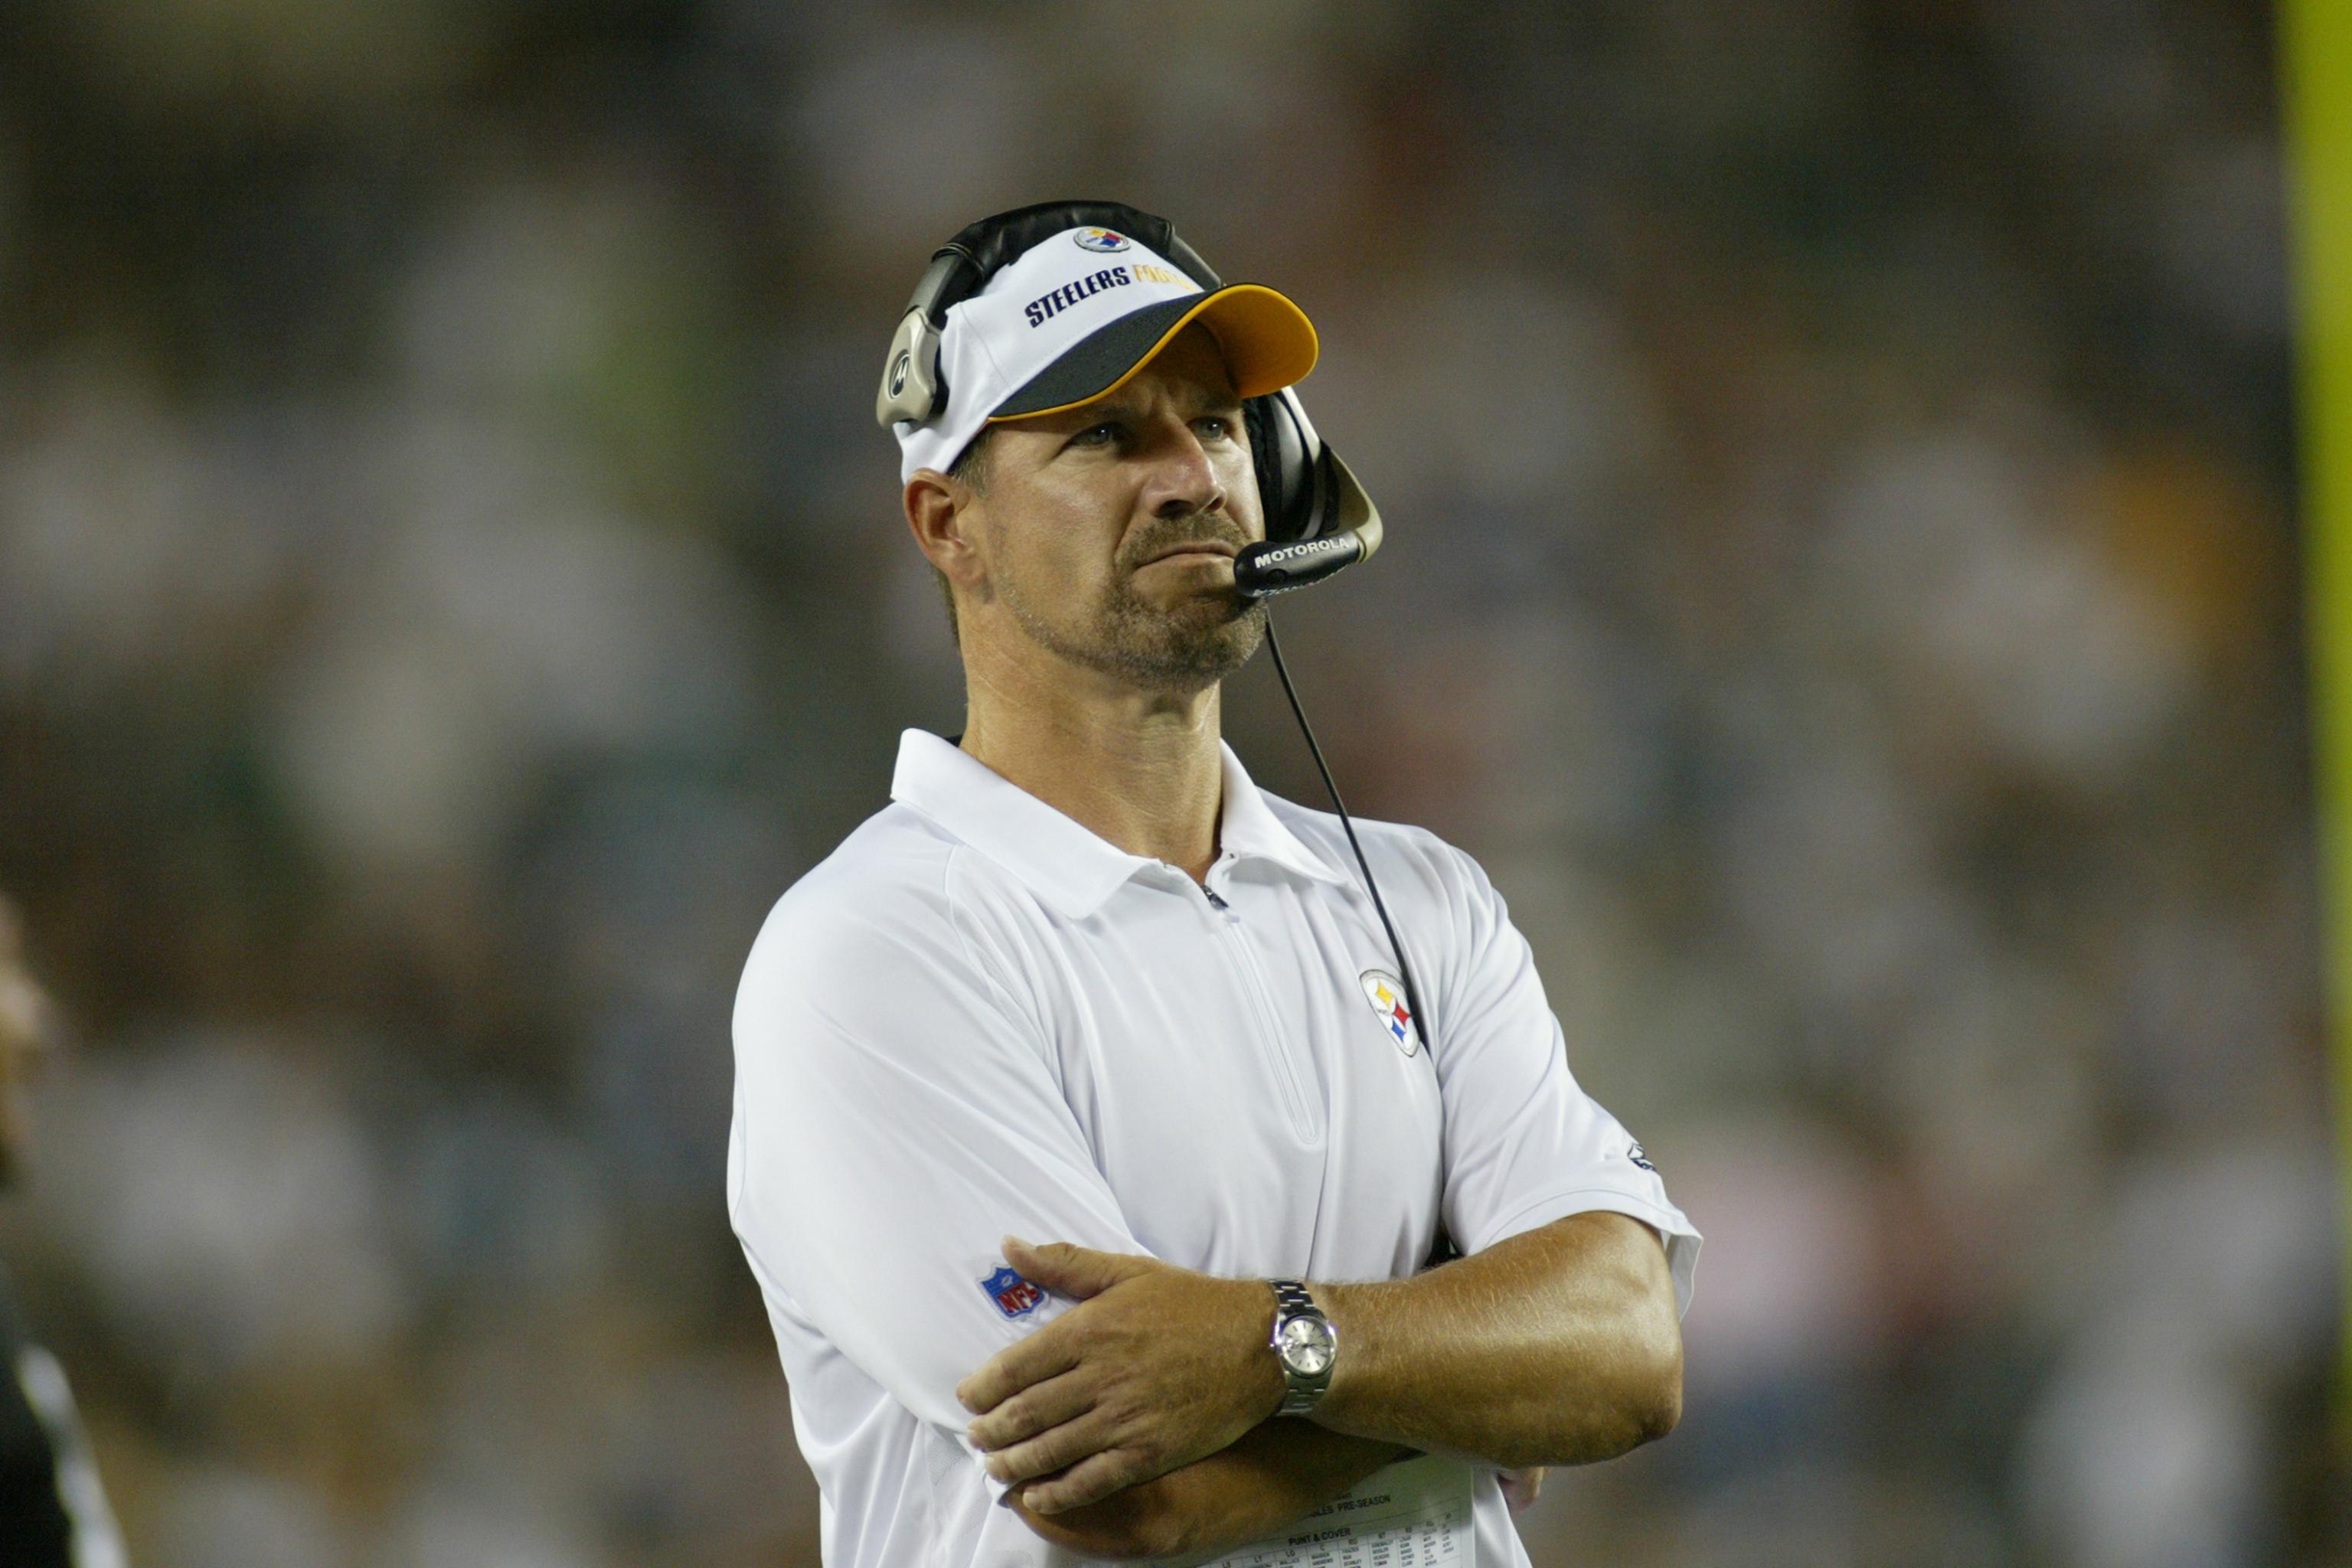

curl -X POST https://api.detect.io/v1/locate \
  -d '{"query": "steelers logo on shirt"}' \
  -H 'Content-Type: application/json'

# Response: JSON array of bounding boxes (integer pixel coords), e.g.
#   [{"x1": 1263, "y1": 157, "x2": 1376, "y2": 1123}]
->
[{"x1": 1359, "y1": 969, "x2": 1417, "y2": 1057}]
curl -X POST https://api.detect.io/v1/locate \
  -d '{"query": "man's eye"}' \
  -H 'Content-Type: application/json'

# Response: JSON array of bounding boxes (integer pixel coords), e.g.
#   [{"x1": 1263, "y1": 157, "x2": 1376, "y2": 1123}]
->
[
  {"x1": 1073, "y1": 423, "x2": 1121, "y2": 447},
  {"x1": 1197, "y1": 415, "x2": 1234, "y2": 439}
]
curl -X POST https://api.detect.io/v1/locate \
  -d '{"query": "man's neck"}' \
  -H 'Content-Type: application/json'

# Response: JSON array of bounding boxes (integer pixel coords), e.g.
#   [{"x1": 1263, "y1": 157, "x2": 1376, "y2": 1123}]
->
[{"x1": 957, "y1": 653, "x2": 1226, "y2": 886}]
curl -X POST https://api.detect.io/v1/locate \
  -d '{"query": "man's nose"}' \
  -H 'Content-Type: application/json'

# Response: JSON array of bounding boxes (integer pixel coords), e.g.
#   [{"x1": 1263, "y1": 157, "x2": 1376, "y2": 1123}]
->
[{"x1": 1140, "y1": 418, "x2": 1225, "y2": 519}]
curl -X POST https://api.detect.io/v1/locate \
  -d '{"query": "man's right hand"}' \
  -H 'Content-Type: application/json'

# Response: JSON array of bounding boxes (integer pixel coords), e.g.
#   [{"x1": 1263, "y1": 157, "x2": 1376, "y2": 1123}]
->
[{"x1": 1006, "y1": 1419, "x2": 1410, "y2": 1560}]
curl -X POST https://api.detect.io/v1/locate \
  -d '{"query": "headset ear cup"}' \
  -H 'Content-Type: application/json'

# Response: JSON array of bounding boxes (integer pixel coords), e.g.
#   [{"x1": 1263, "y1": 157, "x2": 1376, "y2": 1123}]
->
[
  {"x1": 1244, "y1": 397, "x2": 1283, "y2": 537},
  {"x1": 1246, "y1": 394, "x2": 1316, "y2": 543}
]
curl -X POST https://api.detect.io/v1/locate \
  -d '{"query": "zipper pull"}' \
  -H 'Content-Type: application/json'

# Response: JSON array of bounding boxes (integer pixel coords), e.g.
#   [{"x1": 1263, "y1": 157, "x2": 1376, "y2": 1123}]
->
[{"x1": 1203, "y1": 887, "x2": 1230, "y2": 913}]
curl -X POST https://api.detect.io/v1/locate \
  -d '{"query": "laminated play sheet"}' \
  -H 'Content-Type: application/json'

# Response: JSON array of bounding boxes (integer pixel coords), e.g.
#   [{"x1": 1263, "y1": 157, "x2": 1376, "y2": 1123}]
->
[{"x1": 1186, "y1": 1452, "x2": 1475, "y2": 1567}]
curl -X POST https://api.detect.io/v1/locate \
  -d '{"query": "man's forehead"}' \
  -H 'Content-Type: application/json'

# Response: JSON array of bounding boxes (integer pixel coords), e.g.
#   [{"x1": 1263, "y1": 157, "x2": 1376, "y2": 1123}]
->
[{"x1": 1084, "y1": 379, "x2": 1243, "y2": 420}]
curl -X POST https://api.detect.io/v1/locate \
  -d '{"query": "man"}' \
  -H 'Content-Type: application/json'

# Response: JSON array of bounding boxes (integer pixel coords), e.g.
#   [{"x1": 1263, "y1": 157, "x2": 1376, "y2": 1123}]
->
[
  {"x1": 0, "y1": 897, "x2": 127, "y2": 1568},
  {"x1": 730, "y1": 207, "x2": 1700, "y2": 1564}
]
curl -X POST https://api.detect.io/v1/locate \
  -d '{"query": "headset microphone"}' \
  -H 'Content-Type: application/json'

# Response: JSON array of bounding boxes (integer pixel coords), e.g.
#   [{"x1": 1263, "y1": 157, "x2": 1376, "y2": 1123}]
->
[{"x1": 1233, "y1": 514, "x2": 1385, "y2": 599}]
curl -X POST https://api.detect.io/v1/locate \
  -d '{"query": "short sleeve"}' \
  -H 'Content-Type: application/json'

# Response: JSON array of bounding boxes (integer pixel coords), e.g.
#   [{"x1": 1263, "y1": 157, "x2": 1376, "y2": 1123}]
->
[
  {"x1": 1423, "y1": 841, "x2": 1700, "y2": 1313},
  {"x1": 727, "y1": 867, "x2": 1148, "y2": 1499}
]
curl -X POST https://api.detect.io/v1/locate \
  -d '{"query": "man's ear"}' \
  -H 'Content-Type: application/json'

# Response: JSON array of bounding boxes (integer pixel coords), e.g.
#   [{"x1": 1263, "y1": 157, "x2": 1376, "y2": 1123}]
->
[{"x1": 904, "y1": 469, "x2": 986, "y2": 590}]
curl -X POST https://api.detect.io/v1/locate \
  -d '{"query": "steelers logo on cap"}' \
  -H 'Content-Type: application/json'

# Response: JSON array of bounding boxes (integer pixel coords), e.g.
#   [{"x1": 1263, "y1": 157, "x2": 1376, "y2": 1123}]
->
[{"x1": 1072, "y1": 227, "x2": 1131, "y2": 253}]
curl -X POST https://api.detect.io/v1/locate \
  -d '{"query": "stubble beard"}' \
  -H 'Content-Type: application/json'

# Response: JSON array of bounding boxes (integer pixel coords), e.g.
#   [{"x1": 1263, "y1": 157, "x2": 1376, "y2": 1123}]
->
[{"x1": 1000, "y1": 561, "x2": 1269, "y2": 692}]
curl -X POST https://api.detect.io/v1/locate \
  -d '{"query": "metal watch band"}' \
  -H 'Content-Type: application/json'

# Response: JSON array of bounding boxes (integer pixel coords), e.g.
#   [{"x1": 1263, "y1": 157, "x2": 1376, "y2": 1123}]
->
[{"x1": 1266, "y1": 1279, "x2": 1334, "y2": 1417}]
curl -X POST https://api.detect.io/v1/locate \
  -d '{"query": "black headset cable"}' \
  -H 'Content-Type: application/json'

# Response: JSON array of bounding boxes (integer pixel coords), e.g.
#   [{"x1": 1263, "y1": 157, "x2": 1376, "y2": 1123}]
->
[{"x1": 1261, "y1": 612, "x2": 1431, "y2": 1052}]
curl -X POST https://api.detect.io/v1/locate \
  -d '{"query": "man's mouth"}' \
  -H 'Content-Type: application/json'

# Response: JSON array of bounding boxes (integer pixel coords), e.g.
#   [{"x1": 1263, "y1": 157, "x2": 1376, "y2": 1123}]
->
[{"x1": 1141, "y1": 541, "x2": 1240, "y2": 567}]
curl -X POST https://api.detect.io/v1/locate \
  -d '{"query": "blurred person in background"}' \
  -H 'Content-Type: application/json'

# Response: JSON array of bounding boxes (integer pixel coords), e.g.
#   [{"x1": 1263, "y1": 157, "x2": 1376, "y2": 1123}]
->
[
  {"x1": 728, "y1": 204, "x2": 1699, "y2": 1565},
  {"x1": 0, "y1": 897, "x2": 126, "y2": 1568}
]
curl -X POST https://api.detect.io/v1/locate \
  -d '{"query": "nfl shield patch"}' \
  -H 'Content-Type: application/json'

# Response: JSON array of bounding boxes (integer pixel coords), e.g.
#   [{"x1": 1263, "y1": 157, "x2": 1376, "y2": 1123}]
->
[
  {"x1": 981, "y1": 1266, "x2": 1044, "y2": 1319},
  {"x1": 1359, "y1": 969, "x2": 1418, "y2": 1057}
]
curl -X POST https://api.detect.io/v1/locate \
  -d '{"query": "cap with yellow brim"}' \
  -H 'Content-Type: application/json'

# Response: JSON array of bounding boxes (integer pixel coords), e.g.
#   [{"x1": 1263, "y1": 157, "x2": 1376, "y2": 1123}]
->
[
  {"x1": 887, "y1": 224, "x2": 1321, "y2": 485},
  {"x1": 988, "y1": 283, "x2": 1318, "y2": 422}
]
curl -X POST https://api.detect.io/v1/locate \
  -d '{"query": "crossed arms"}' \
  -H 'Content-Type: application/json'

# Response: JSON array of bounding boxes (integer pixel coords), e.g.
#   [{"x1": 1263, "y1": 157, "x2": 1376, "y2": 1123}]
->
[{"x1": 960, "y1": 1210, "x2": 1684, "y2": 1560}]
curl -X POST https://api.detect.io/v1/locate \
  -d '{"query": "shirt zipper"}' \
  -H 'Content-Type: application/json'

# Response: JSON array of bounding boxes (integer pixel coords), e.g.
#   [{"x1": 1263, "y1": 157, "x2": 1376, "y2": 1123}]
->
[{"x1": 1198, "y1": 880, "x2": 1318, "y2": 1142}]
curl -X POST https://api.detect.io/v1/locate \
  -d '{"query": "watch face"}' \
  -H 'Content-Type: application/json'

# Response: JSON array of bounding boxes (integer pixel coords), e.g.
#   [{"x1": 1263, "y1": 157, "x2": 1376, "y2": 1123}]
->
[{"x1": 1279, "y1": 1315, "x2": 1335, "y2": 1377}]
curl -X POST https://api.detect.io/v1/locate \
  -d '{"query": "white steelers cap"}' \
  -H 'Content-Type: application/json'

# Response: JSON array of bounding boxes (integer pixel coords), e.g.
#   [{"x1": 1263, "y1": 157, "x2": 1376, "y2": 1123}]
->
[{"x1": 890, "y1": 224, "x2": 1321, "y2": 485}]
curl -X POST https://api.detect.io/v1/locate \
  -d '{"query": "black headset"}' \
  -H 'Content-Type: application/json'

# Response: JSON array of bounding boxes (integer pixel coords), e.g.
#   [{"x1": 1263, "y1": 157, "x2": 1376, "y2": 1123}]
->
[{"x1": 874, "y1": 200, "x2": 1381, "y2": 583}]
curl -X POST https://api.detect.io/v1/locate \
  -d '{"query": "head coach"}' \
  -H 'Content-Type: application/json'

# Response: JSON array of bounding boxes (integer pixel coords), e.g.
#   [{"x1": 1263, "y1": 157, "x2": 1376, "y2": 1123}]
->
[{"x1": 727, "y1": 201, "x2": 1700, "y2": 1565}]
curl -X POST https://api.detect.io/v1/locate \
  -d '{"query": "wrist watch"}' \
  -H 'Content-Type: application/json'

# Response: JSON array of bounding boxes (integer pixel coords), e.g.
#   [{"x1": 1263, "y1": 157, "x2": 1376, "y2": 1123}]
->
[{"x1": 1266, "y1": 1279, "x2": 1337, "y2": 1416}]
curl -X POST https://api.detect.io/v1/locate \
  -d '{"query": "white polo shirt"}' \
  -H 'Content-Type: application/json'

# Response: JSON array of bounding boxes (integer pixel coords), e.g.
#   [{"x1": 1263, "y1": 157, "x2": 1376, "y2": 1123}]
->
[{"x1": 729, "y1": 729, "x2": 1699, "y2": 1568}]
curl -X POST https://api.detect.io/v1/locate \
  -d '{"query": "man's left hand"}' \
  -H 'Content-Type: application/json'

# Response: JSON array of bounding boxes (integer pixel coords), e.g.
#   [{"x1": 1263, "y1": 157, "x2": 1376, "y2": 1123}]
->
[{"x1": 956, "y1": 1237, "x2": 1285, "y2": 1514}]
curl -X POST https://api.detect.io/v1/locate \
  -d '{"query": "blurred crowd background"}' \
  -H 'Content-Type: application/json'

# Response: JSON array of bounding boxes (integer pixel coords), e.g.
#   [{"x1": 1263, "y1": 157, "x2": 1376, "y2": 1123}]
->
[{"x1": 0, "y1": 0, "x2": 2339, "y2": 1563}]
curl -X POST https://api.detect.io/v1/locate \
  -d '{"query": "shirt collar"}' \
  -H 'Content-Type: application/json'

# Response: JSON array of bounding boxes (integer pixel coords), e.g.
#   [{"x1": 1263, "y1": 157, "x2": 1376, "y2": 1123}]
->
[{"x1": 888, "y1": 729, "x2": 1348, "y2": 920}]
